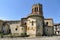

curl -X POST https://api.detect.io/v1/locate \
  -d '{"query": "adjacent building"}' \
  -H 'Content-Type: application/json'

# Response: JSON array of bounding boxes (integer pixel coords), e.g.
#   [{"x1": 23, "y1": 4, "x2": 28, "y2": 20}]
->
[{"x1": 54, "y1": 23, "x2": 60, "y2": 35}]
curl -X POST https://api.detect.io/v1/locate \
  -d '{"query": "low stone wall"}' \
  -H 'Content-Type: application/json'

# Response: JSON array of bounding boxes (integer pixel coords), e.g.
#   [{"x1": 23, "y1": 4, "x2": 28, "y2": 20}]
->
[{"x1": 0, "y1": 36, "x2": 60, "y2": 40}]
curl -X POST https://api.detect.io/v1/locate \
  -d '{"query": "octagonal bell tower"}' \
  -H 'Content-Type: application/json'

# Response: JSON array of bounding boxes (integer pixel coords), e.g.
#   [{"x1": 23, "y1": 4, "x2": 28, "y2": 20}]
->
[
  {"x1": 27, "y1": 3, "x2": 44, "y2": 37},
  {"x1": 32, "y1": 3, "x2": 43, "y2": 16}
]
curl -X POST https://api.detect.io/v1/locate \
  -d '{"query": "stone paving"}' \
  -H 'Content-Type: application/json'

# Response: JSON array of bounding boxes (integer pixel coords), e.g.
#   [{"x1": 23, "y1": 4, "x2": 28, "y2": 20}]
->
[{"x1": 0, "y1": 36, "x2": 60, "y2": 40}]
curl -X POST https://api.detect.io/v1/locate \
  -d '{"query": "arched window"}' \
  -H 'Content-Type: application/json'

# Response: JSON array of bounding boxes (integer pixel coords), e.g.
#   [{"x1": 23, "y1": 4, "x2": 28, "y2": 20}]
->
[
  {"x1": 15, "y1": 28, "x2": 17, "y2": 31},
  {"x1": 24, "y1": 22, "x2": 26, "y2": 25},
  {"x1": 34, "y1": 7, "x2": 38, "y2": 12},
  {"x1": 46, "y1": 22, "x2": 48, "y2": 26},
  {"x1": 36, "y1": 7, "x2": 38, "y2": 12},
  {"x1": 9, "y1": 29, "x2": 11, "y2": 33},
  {"x1": 35, "y1": 8, "x2": 36, "y2": 12}
]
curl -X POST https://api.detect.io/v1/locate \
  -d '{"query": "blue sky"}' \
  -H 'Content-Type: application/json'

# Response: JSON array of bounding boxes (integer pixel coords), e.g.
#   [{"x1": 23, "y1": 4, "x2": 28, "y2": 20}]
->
[{"x1": 0, "y1": 0, "x2": 60, "y2": 23}]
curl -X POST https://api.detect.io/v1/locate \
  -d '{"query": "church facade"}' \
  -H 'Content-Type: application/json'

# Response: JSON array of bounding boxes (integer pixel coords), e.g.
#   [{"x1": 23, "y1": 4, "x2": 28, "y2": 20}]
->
[{"x1": 0, "y1": 3, "x2": 54, "y2": 37}]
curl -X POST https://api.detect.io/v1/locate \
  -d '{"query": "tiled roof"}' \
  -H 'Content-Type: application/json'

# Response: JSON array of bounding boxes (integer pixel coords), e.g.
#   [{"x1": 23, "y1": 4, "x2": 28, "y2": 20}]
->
[
  {"x1": 32, "y1": 3, "x2": 42, "y2": 7},
  {"x1": 0, "y1": 20, "x2": 4, "y2": 22},
  {"x1": 44, "y1": 18, "x2": 53, "y2": 20},
  {"x1": 54, "y1": 23, "x2": 60, "y2": 26}
]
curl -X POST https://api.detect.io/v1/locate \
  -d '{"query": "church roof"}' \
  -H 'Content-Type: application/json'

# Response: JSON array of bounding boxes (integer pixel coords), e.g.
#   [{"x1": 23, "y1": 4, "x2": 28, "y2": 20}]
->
[
  {"x1": 44, "y1": 18, "x2": 53, "y2": 20},
  {"x1": 32, "y1": 3, "x2": 42, "y2": 7},
  {"x1": 3, "y1": 20, "x2": 21, "y2": 24},
  {"x1": 27, "y1": 13, "x2": 43, "y2": 18},
  {"x1": 0, "y1": 20, "x2": 4, "y2": 22}
]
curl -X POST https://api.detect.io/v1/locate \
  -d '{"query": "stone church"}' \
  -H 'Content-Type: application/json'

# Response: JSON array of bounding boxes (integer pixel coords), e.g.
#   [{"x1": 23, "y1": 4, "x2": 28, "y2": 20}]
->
[{"x1": 0, "y1": 3, "x2": 54, "y2": 37}]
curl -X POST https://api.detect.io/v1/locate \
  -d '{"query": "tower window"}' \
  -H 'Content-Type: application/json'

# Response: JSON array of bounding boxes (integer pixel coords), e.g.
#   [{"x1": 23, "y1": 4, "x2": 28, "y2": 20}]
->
[
  {"x1": 34, "y1": 7, "x2": 38, "y2": 12},
  {"x1": 32, "y1": 9, "x2": 33, "y2": 12},
  {"x1": 36, "y1": 7, "x2": 38, "y2": 12},
  {"x1": 35, "y1": 8, "x2": 36, "y2": 12}
]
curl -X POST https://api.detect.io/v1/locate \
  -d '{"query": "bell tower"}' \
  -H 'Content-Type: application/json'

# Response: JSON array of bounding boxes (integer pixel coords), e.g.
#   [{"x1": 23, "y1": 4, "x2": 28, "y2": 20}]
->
[
  {"x1": 27, "y1": 3, "x2": 44, "y2": 37},
  {"x1": 32, "y1": 4, "x2": 43, "y2": 16}
]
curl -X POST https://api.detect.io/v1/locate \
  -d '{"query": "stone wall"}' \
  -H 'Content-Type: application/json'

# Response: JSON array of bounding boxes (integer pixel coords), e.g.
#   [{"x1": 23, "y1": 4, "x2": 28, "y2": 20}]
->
[
  {"x1": 27, "y1": 17, "x2": 36, "y2": 37},
  {"x1": 44, "y1": 19, "x2": 54, "y2": 36},
  {"x1": 10, "y1": 23, "x2": 25, "y2": 36}
]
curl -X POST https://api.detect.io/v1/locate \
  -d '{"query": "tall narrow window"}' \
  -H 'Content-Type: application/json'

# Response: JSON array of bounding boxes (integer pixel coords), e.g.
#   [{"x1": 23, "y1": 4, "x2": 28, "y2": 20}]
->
[
  {"x1": 35, "y1": 8, "x2": 36, "y2": 12},
  {"x1": 32, "y1": 21, "x2": 34, "y2": 26},
  {"x1": 36, "y1": 7, "x2": 38, "y2": 12},
  {"x1": 24, "y1": 22, "x2": 26, "y2": 25},
  {"x1": 34, "y1": 7, "x2": 38, "y2": 12},
  {"x1": 9, "y1": 29, "x2": 11, "y2": 33},
  {"x1": 46, "y1": 22, "x2": 48, "y2": 26},
  {"x1": 32, "y1": 9, "x2": 33, "y2": 12}
]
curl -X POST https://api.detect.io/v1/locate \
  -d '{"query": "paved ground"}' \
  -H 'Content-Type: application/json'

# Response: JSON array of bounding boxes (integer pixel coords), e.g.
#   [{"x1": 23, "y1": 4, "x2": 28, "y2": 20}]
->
[{"x1": 0, "y1": 36, "x2": 60, "y2": 40}]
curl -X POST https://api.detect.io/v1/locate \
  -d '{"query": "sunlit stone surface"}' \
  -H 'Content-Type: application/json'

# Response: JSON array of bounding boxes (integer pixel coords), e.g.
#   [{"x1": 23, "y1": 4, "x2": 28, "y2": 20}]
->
[{"x1": 0, "y1": 36, "x2": 60, "y2": 40}]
